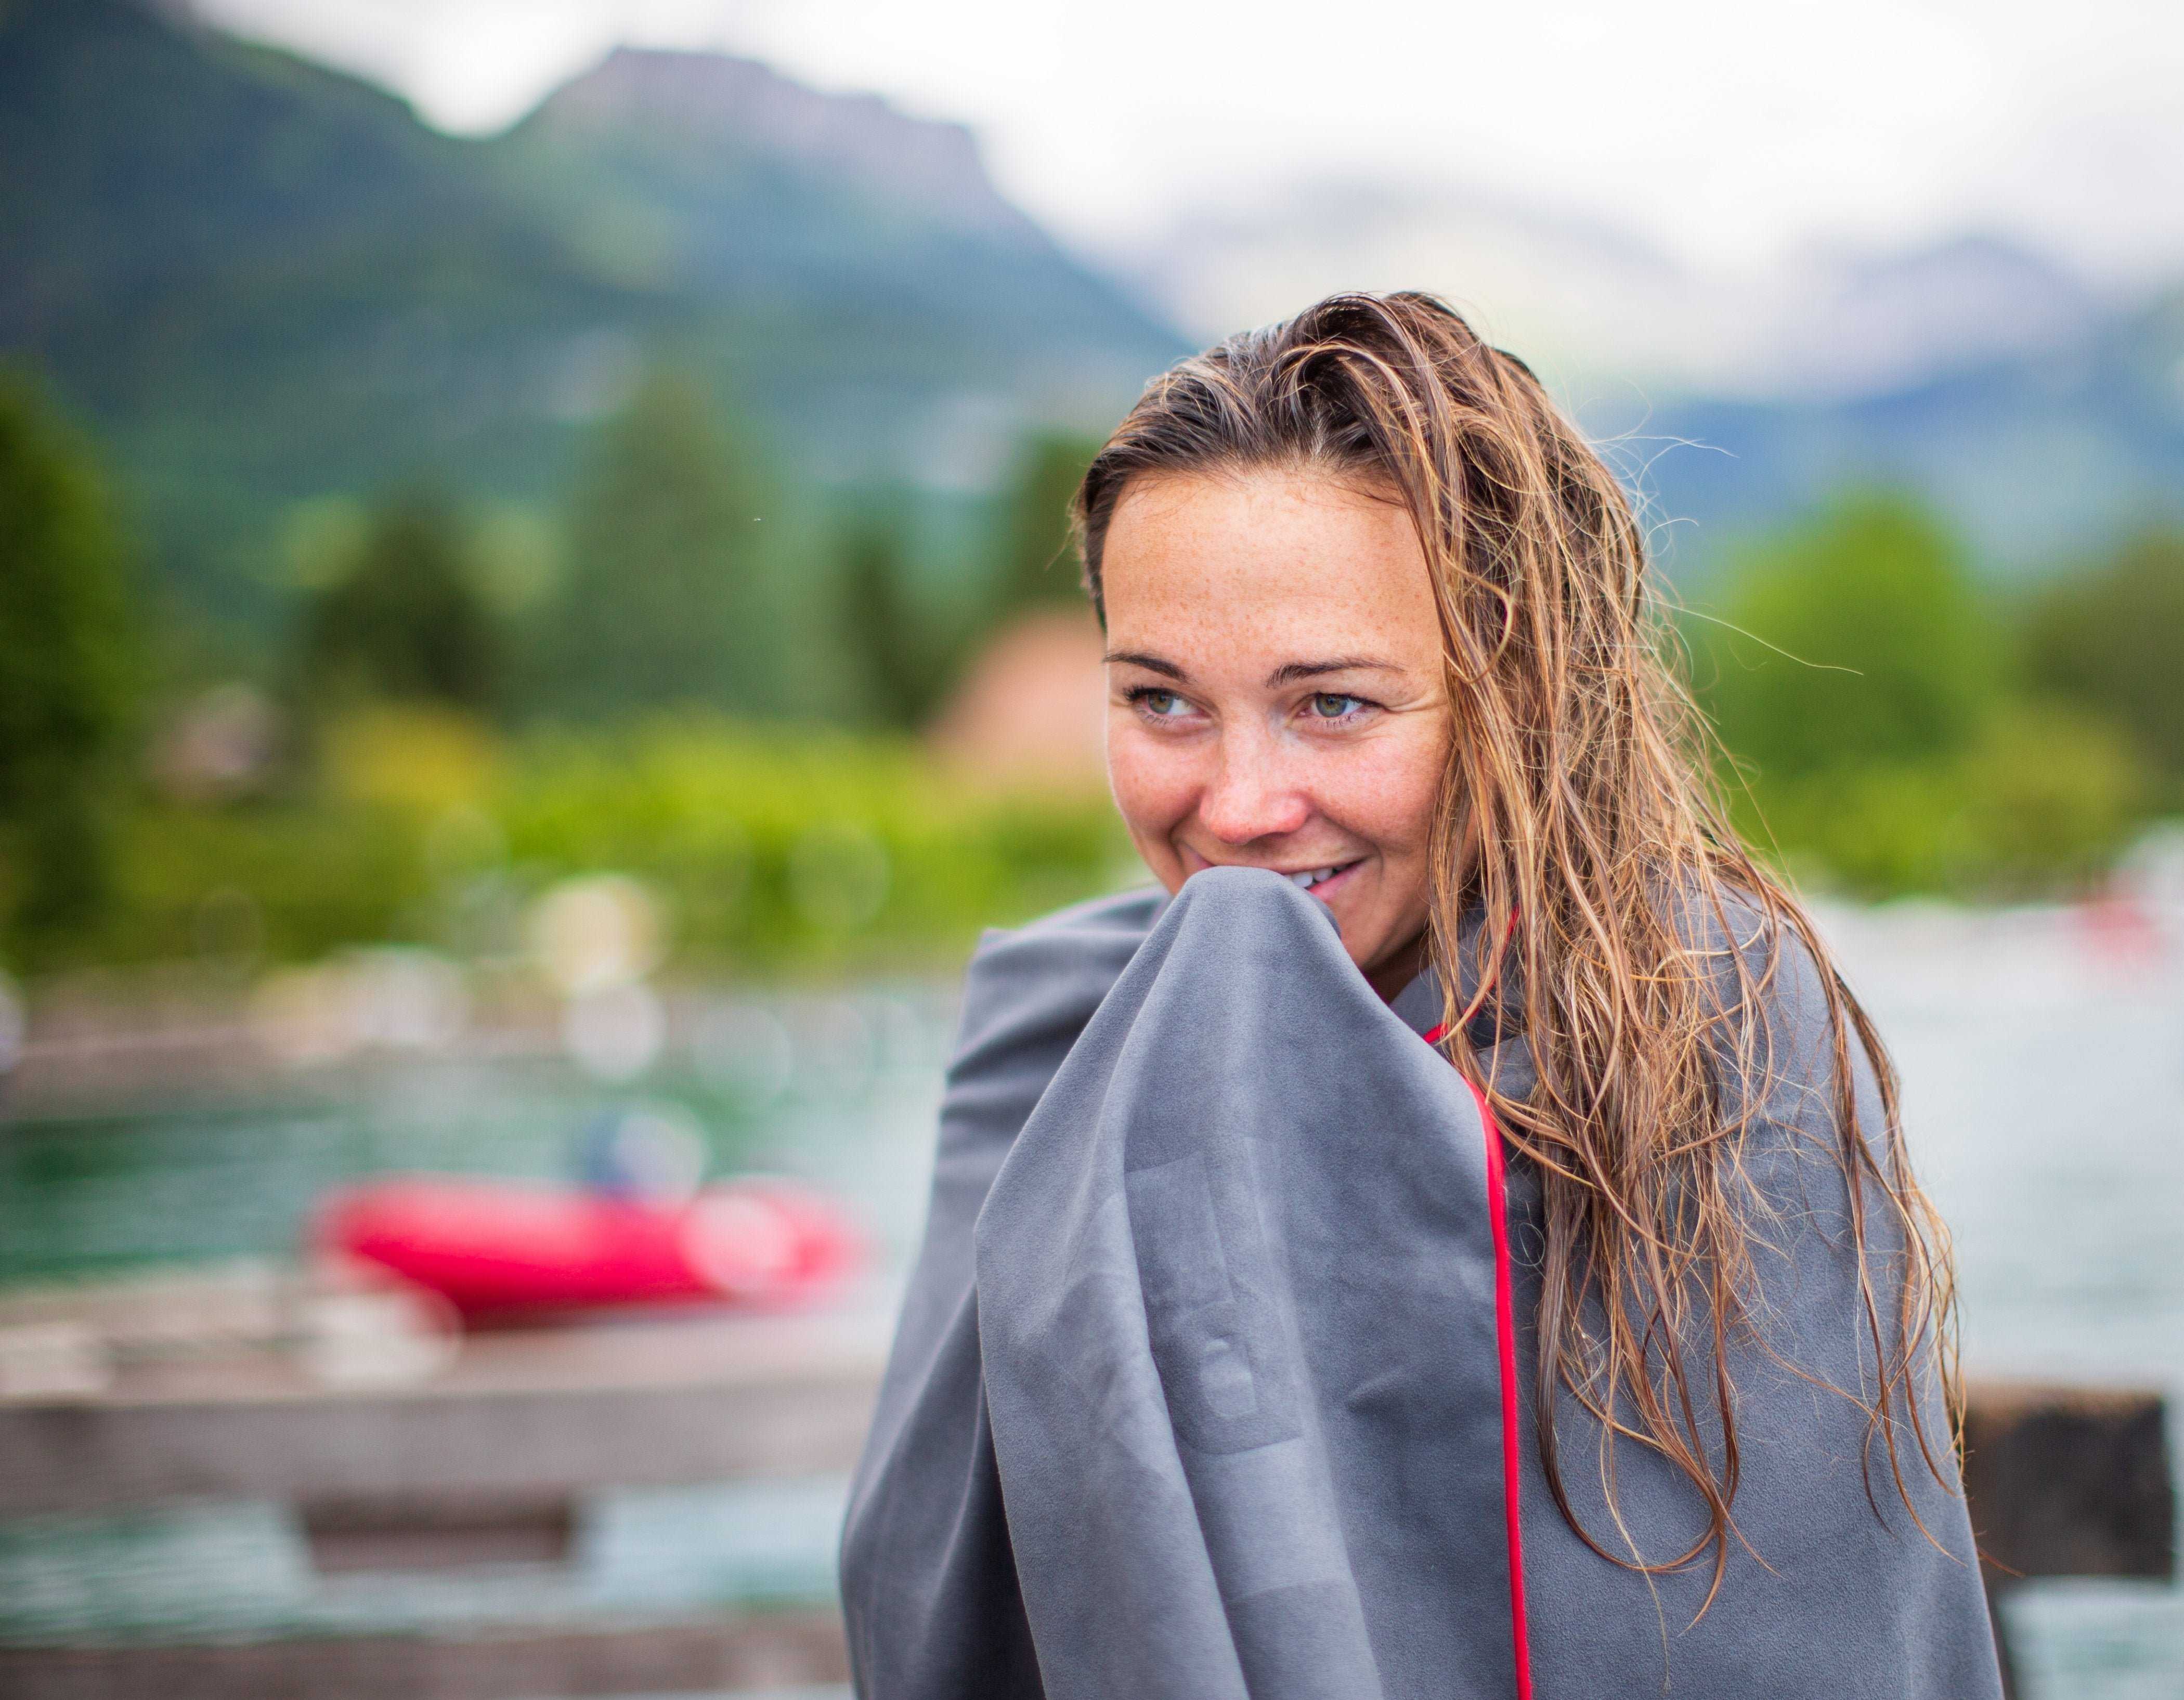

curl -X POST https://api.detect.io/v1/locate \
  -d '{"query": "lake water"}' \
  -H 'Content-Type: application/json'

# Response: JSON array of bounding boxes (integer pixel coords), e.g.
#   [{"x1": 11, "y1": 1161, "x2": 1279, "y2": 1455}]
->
[
  {"x1": 1815, "y1": 898, "x2": 2184, "y2": 1699},
  {"x1": 1, "y1": 901, "x2": 2179, "y2": 1698}
]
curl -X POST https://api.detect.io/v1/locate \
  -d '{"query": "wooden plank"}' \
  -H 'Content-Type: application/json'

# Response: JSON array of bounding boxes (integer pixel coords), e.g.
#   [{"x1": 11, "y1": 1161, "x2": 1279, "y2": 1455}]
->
[
  {"x1": 0, "y1": 1609, "x2": 851, "y2": 1700},
  {"x1": 1961, "y1": 1380, "x2": 2175, "y2": 1583},
  {"x1": 300, "y1": 1495, "x2": 576, "y2": 1573},
  {"x1": 0, "y1": 1371, "x2": 880, "y2": 1517},
  {"x1": 0, "y1": 1307, "x2": 889, "y2": 1517},
  {"x1": 0, "y1": 1368, "x2": 2167, "y2": 1700}
]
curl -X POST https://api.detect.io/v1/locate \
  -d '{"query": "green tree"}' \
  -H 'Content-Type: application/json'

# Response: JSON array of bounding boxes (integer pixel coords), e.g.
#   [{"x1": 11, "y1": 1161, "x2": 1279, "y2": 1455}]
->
[
  {"x1": 0, "y1": 371, "x2": 138, "y2": 939},
  {"x1": 1688, "y1": 492, "x2": 2152, "y2": 899},
  {"x1": 2021, "y1": 527, "x2": 2184, "y2": 783},
  {"x1": 836, "y1": 508, "x2": 952, "y2": 728},
  {"x1": 548, "y1": 375, "x2": 764, "y2": 718},
  {"x1": 1693, "y1": 492, "x2": 2001, "y2": 781},
  {"x1": 296, "y1": 490, "x2": 500, "y2": 714},
  {"x1": 989, "y1": 431, "x2": 1101, "y2": 619}
]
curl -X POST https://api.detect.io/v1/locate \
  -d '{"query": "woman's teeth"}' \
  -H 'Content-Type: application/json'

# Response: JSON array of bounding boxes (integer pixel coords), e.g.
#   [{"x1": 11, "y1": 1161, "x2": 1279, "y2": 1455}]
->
[{"x1": 1289, "y1": 865, "x2": 1345, "y2": 890}]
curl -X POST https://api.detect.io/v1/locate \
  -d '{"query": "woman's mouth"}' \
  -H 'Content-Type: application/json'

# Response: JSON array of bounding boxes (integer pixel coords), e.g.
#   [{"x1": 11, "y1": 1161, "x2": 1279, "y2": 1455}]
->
[{"x1": 1286, "y1": 860, "x2": 1362, "y2": 896}]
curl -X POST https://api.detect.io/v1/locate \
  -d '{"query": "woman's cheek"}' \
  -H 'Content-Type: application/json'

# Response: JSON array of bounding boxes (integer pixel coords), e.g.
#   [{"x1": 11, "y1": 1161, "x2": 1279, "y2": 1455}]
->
[
  {"x1": 1332, "y1": 742, "x2": 1440, "y2": 862},
  {"x1": 1107, "y1": 728, "x2": 1194, "y2": 877}
]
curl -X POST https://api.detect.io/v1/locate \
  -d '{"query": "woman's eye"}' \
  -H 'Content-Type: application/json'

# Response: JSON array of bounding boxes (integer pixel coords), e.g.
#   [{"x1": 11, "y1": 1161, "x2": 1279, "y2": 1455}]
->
[
  {"x1": 1309, "y1": 693, "x2": 1365, "y2": 720},
  {"x1": 1136, "y1": 690, "x2": 1190, "y2": 718}
]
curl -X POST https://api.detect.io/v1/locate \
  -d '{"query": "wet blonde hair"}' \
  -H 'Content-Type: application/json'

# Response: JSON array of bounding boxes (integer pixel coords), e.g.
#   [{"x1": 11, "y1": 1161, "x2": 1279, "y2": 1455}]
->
[{"x1": 1071, "y1": 291, "x2": 1957, "y2": 1598}]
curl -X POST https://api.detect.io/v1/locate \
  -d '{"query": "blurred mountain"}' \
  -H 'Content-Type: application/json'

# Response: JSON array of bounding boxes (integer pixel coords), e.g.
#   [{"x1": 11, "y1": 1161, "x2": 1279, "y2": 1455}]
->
[
  {"x1": 8, "y1": 0, "x2": 2178, "y2": 625},
  {"x1": 1121, "y1": 184, "x2": 2114, "y2": 399},
  {"x1": 1121, "y1": 185, "x2": 2184, "y2": 571},
  {"x1": 495, "y1": 48, "x2": 1179, "y2": 480},
  {"x1": 1112, "y1": 180, "x2": 1734, "y2": 389},
  {"x1": 0, "y1": 0, "x2": 1185, "y2": 627},
  {"x1": 516, "y1": 48, "x2": 1038, "y2": 240},
  {"x1": 1750, "y1": 236, "x2": 2104, "y2": 399},
  {"x1": 1629, "y1": 287, "x2": 2184, "y2": 576}
]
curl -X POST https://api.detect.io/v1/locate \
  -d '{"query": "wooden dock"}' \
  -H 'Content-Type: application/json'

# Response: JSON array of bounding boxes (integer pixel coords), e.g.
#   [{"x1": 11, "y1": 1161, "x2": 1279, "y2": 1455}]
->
[
  {"x1": 0, "y1": 1272, "x2": 889, "y2": 1698},
  {"x1": 0, "y1": 1294, "x2": 891, "y2": 1519},
  {"x1": 0, "y1": 1268, "x2": 2172, "y2": 1698},
  {"x1": 0, "y1": 1614, "x2": 856, "y2": 1700}
]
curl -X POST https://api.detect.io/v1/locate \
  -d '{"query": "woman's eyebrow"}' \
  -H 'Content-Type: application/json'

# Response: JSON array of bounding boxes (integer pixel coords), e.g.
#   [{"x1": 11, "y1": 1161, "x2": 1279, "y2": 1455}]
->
[
  {"x1": 1103, "y1": 649, "x2": 1187, "y2": 679},
  {"x1": 1267, "y1": 657, "x2": 1397, "y2": 686}
]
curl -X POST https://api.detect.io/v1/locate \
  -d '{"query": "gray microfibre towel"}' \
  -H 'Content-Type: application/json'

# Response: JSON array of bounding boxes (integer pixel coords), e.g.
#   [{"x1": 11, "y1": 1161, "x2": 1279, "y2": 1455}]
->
[{"x1": 841, "y1": 867, "x2": 2003, "y2": 1699}]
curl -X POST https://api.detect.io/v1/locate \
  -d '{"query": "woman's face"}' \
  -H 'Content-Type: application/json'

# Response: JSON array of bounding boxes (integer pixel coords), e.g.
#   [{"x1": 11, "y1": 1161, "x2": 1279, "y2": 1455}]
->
[{"x1": 1101, "y1": 467, "x2": 1451, "y2": 999}]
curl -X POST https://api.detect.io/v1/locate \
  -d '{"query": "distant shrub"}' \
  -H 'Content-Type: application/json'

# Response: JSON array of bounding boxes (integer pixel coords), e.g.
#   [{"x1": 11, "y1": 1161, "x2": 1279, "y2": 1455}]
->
[
  {"x1": 490, "y1": 721, "x2": 1124, "y2": 970},
  {"x1": 60, "y1": 719, "x2": 1126, "y2": 975},
  {"x1": 990, "y1": 431, "x2": 1101, "y2": 617},
  {"x1": 1691, "y1": 491, "x2": 2003, "y2": 779},
  {"x1": 294, "y1": 490, "x2": 501, "y2": 716},
  {"x1": 2021, "y1": 528, "x2": 2184, "y2": 788},
  {"x1": 1952, "y1": 702, "x2": 2146, "y2": 892},
  {"x1": 101, "y1": 799, "x2": 431, "y2": 966},
  {"x1": 1723, "y1": 702, "x2": 2144, "y2": 899},
  {"x1": 1693, "y1": 493, "x2": 2154, "y2": 898},
  {"x1": 0, "y1": 372, "x2": 138, "y2": 953},
  {"x1": 835, "y1": 509, "x2": 956, "y2": 729},
  {"x1": 543, "y1": 377, "x2": 772, "y2": 720},
  {"x1": 321, "y1": 703, "x2": 499, "y2": 816}
]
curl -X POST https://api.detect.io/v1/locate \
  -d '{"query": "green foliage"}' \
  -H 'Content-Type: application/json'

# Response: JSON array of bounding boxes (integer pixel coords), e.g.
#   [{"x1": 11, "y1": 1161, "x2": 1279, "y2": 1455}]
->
[
  {"x1": 835, "y1": 508, "x2": 955, "y2": 728},
  {"x1": 1721, "y1": 703, "x2": 2143, "y2": 899},
  {"x1": 1953, "y1": 702, "x2": 2145, "y2": 890},
  {"x1": 2, "y1": 0, "x2": 1183, "y2": 644},
  {"x1": 22, "y1": 462, "x2": 2184, "y2": 976},
  {"x1": 543, "y1": 377, "x2": 767, "y2": 719},
  {"x1": 294, "y1": 491, "x2": 500, "y2": 715},
  {"x1": 492, "y1": 723, "x2": 1124, "y2": 970},
  {"x1": 834, "y1": 436, "x2": 1110, "y2": 731},
  {"x1": 1694, "y1": 493, "x2": 2152, "y2": 899},
  {"x1": 2021, "y1": 528, "x2": 2184, "y2": 783},
  {"x1": 990, "y1": 433, "x2": 1101, "y2": 617},
  {"x1": 101, "y1": 800, "x2": 434, "y2": 966},
  {"x1": 0, "y1": 370, "x2": 137, "y2": 942},
  {"x1": 53, "y1": 721, "x2": 1125, "y2": 975},
  {"x1": 1694, "y1": 492, "x2": 2002, "y2": 779}
]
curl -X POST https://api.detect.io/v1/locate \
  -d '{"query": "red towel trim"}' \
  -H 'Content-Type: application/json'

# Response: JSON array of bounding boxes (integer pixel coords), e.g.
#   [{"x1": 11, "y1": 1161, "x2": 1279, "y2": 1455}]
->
[{"x1": 1422, "y1": 1021, "x2": 1536, "y2": 1700}]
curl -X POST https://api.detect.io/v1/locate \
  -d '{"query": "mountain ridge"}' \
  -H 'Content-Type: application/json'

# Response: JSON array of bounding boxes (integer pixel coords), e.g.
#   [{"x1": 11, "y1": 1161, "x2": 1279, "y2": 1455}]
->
[
  {"x1": 1115, "y1": 178, "x2": 2184, "y2": 570},
  {"x1": 6, "y1": 0, "x2": 2180, "y2": 625},
  {"x1": 519, "y1": 47, "x2": 1037, "y2": 241},
  {"x1": 0, "y1": 0, "x2": 1186, "y2": 629}
]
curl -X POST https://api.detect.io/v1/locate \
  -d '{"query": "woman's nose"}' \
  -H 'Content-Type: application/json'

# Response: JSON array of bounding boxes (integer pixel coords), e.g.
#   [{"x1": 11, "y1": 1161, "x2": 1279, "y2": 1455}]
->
[{"x1": 1195, "y1": 732, "x2": 1311, "y2": 845}]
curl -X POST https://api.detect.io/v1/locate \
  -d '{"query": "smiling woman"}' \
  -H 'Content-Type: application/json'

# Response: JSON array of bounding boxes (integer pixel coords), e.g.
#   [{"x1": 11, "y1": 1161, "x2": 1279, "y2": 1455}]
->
[
  {"x1": 840, "y1": 293, "x2": 2005, "y2": 1700},
  {"x1": 1102, "y1": 473, "x2": 1450, "y2": 998}
]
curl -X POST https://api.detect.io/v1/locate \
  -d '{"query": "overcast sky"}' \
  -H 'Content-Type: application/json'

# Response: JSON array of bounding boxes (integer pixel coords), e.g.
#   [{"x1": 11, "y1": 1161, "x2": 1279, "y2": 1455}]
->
[{"x1": 192, "y1": 0, "x2": 2184, "y2": 282}]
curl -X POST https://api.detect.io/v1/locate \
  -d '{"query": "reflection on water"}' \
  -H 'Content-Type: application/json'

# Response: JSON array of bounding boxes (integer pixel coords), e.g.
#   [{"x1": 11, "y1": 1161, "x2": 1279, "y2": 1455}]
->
[
  {"x1": 0, "y1": 984, "x2": 954, "y2": 1289},
  {"x1": 1, "y1": 909, "x2": 2180, "y2": 1697},
  {"x1": 1820, "y1": 898, "x2": 2184, "y2": 1700},
  {"x1": 0, "y1": 1478, "x2": 848, "y2": 1644}
]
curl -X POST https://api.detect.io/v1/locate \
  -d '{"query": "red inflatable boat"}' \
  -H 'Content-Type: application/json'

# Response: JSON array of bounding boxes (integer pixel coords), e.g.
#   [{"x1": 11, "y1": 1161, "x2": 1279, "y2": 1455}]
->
[{"x1": 315, "y1": 1176, "x2": 862, "y2": 1319}]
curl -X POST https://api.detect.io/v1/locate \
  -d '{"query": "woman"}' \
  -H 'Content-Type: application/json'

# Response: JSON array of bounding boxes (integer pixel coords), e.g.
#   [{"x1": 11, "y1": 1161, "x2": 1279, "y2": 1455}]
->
[{"x1": 841, "y1": 292, "x2": 2003, "y2": 1699}]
